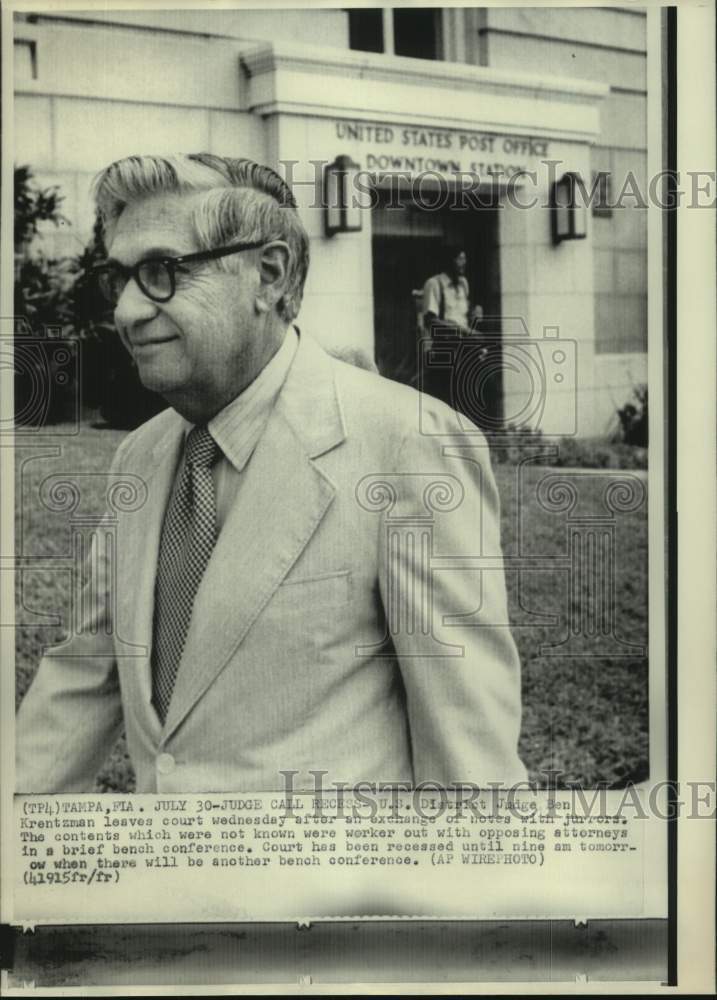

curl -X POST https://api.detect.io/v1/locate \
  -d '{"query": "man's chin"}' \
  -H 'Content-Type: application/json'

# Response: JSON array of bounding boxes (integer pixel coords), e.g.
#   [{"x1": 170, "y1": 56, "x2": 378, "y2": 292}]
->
[{"x1": 135, "y1": 363, "x2": 181, "y2": 397}]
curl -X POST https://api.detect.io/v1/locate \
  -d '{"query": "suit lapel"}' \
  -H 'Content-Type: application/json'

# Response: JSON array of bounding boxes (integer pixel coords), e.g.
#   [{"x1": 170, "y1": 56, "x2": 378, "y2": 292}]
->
[
  {"x1": 116, "y1": 418, "x2": 185, "y2": 733},
  {"x1": 162, "y1": 334, "x2": 346, "y2": 740}
]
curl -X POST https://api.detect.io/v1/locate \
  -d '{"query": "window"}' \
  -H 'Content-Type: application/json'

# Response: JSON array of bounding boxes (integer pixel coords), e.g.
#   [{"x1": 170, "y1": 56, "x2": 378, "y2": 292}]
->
[
  {"x1": 348, "y1": 8, "x2": 442, "y2": 60},
  {"x1": 348, "y1": 9, "x2": 383, "y2": 53},
  {"x1": 393, "y1": 8, "x2": 441, "y2": 60}
]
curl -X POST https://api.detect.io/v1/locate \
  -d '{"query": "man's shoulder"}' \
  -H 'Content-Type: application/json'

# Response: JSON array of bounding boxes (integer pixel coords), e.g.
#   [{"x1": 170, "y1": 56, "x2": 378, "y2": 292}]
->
[
  {"x1": 324, "y1": 352, "x2": 495, "y2": 511},
  {"x1": 327, "y1": 349, "x2": 484, "y2": 448}
]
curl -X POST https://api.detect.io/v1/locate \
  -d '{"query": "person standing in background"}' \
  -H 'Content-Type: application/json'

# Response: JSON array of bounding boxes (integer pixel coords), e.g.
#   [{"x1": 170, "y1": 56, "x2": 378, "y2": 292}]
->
[
  {"x1": 420, "y1": 246, "x2": 487, "y2": 412},
  {"x1": 422, "y1": 246, "x2": 483, "y2": 338}
]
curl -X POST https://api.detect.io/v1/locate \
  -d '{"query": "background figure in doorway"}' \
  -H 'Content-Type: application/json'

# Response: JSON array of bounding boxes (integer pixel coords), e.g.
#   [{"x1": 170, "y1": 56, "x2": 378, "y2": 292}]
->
[
  {"x1": 420, "y1": 245, "x2": 487, "y2": 414},
  {"x1": 422, "y1": 246, "x2": 483, "y2": 338}
]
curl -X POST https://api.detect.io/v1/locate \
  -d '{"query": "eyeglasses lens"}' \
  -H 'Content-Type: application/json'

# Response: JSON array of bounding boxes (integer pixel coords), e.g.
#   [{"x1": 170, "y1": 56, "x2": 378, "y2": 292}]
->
[
  {"x1": 95, "y1": 260, "x2": 173, "y2": 306},
  {"x1": 138, "y1": 260, "x2": 172, "y2": 302}
]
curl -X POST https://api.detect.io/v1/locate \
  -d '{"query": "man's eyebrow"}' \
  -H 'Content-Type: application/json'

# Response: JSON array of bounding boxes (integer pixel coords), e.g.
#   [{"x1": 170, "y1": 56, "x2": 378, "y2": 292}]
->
[{"x1": 105, "y1": 246, "x2": 184, "y2": 265}]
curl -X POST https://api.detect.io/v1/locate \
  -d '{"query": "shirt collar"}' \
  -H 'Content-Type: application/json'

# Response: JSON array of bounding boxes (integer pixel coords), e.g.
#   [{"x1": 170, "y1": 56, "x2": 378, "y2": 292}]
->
[{"x1": 186, "y1": 327, "x2": 298, "y2": 474}]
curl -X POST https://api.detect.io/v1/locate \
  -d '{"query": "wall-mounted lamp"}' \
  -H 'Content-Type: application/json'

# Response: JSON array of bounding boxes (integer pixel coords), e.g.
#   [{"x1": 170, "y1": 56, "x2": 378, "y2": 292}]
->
[
  {"x1": 550, "y1": 172, "x2": 588, "y2": 244},
  {"x1": 324, "y1": 155, "x2": 362, "y2": 236}
]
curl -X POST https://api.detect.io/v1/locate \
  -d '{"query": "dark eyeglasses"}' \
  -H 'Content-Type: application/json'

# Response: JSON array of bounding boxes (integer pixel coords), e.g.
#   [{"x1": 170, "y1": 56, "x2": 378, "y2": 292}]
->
[{"x1": 92, "y1": 240, "x2": 265, "y2": 306}]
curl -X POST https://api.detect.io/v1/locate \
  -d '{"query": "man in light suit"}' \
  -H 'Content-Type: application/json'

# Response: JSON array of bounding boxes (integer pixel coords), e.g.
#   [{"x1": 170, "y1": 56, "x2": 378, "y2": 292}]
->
[{"x1": 16, "y1": 153, "x2": 526, "y2": 793}]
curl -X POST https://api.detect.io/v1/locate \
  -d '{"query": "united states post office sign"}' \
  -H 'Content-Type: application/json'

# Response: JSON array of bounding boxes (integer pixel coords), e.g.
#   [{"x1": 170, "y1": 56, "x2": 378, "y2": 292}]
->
[{"x1": 333, "y1": 120, "x2": 552, "y2": 181}]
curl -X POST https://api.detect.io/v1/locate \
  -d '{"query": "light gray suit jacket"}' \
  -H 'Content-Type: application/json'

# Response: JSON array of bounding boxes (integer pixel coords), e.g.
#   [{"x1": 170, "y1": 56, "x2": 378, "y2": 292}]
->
[{"x1": 16, "y1": 333, "x2": 526, "y2": 793}]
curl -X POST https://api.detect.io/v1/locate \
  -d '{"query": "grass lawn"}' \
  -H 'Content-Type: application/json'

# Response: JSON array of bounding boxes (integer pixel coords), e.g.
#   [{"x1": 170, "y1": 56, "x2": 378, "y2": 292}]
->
[{"x1": 15, "y1": 423, "x2": 649, "y2": 792}]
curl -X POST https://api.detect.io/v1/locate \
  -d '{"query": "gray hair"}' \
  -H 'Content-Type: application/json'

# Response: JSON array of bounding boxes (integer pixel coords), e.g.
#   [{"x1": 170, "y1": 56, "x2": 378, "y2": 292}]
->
[{"x1": 93, "y1": 153, "x2": 310, "y2": 323}]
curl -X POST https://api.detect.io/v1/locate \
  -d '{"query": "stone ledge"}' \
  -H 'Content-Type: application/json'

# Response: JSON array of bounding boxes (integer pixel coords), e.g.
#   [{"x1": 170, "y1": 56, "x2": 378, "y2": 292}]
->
[
  {"x1": 240, "y1": 41, "x2": 609, "y2": 143},
  {"x1": 241, "y1": 40, "x2": 610, "y2": 104}
]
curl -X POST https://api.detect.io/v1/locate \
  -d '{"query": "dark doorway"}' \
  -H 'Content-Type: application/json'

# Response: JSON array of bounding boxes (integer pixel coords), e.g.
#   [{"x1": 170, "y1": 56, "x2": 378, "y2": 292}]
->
[{"x1": 371, "y1": 187, "x2": 503, "y2": 430}]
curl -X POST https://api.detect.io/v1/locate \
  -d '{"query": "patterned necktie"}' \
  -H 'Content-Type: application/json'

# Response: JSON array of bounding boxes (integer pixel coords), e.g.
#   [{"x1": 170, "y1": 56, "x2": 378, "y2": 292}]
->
[{"x1": 151, "y1": 425, "x2": 221, "y2": 723}]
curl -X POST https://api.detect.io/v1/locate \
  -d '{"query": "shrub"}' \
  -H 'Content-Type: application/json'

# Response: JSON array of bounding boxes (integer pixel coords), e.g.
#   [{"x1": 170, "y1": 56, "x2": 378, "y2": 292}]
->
[
  {"x1": 14, "y1": 165, "x2": 68, "y2": 251},
  {"x1": 14, "y1": 167, "x2": 165, "y2": 429},
  {"x1": 13, "y1": 166, "x2": 79, "y2": 423},
  {"x1": 617, "y1": 385, "x2": 648, "y2": 447},
  {"x1": 489, "y1": 424, "x2": 647, "y2": 470}
]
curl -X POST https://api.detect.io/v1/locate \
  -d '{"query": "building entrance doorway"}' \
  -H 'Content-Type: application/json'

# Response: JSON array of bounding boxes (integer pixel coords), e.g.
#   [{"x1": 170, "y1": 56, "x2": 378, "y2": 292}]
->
[{"x1": 371, "y1": 187, "x2": 503, "y2": 431}]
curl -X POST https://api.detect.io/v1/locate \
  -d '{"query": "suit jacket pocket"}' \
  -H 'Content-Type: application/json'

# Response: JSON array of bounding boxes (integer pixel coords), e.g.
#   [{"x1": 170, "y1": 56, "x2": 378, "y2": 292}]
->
[
  {"x1": 255, "y1": 571, "x2": 353, "y2": 678},
  {"x1": 268, "y1": 570, "x2": 352, "y2": 613}
]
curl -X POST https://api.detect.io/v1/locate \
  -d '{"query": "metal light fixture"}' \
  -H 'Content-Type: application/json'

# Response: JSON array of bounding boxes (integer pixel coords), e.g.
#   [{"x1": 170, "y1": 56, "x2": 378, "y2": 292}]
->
[
  {"x1": 324, "y1": 155, "x2": 362, "y2": 236},
  {"x1": 550, "y1": 172, "x2": 588, "y2": 244}
]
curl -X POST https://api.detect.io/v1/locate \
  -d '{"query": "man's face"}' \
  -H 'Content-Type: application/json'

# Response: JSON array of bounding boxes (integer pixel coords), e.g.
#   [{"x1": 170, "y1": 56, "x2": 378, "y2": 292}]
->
[
  {"x1": 451, "y1": 251, "x2": 467, "y2": 278},
  {"x1": 108, "y1": 191, "x2": 260, "y2": 415}
]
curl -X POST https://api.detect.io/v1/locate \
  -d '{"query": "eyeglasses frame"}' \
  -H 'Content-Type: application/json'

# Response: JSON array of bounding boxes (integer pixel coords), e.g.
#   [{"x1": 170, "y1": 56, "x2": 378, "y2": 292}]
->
[{"x1": 92, "y1": 239, "x2": 267, "y2": 306}]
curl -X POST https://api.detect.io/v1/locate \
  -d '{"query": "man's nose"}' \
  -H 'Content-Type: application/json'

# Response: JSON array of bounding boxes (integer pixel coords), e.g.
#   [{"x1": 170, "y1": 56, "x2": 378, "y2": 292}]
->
[{"x1": 114, "y1": 277, "x2": 158, "y2": 329}]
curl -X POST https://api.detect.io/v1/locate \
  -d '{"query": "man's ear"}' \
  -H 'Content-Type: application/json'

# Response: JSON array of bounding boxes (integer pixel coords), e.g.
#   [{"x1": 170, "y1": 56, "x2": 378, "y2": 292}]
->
[{"x1": 255, "y1": 241, "x2": 291, "y2": 314}]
